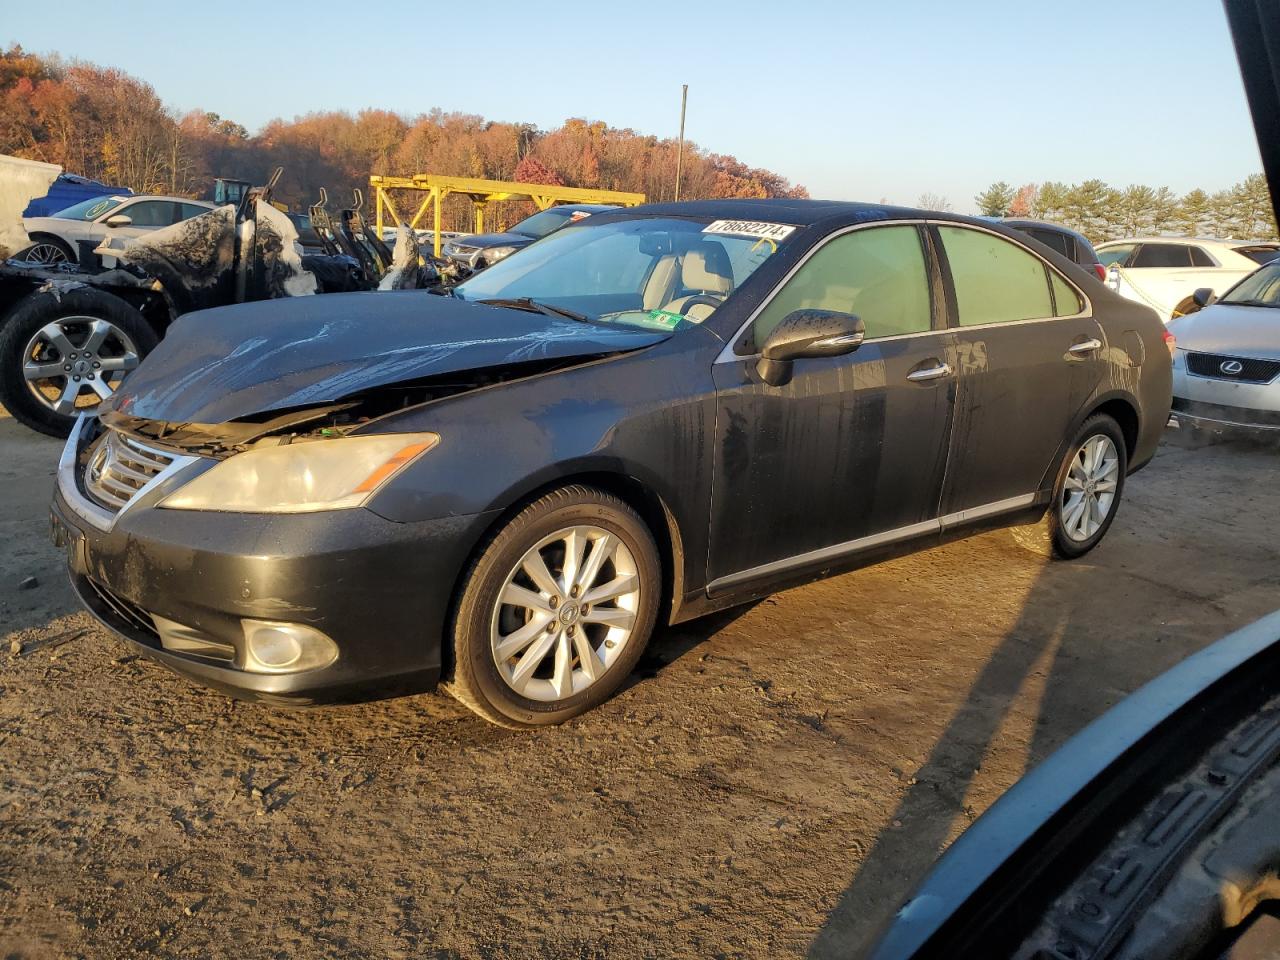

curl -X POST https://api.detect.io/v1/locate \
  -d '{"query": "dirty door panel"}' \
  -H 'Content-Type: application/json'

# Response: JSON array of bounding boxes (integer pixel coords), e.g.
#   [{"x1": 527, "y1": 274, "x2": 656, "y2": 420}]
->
[
  {"x1": 707, "y1": 223, "x2": 956, "y2": 586},
  {"x1": 936, "y1": 225, "x2": 1106, "y2": 513}
]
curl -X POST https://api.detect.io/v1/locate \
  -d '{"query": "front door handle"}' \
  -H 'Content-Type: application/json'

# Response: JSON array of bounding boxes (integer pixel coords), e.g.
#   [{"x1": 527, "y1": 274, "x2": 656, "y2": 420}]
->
[
  {"x1": 1068, "y1": 338, "x2": 1103, "y2": 356},
  {"x1": 906, "y1": 362, "x2": 953, "y2": 382}
]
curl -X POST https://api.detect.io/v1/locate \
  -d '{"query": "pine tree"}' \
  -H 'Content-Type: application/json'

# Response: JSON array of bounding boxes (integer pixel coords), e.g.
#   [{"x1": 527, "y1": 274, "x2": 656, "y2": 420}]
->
[
  {"x1": 974, "y1": 181, "x2": 1015, "y2": 217},
  {"x1": 1175, "y1": 189, "x2": 1212, "y2": 236}
]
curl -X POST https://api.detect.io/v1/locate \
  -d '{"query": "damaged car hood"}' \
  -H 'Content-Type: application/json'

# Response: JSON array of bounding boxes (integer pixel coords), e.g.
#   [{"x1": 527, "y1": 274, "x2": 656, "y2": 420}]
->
[{"x1": 108, "y1": 291, "x2": 672, "y2": 423}]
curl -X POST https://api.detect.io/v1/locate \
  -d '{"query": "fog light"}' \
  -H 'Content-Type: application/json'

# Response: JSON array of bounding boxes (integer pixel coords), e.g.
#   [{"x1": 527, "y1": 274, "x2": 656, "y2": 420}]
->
[{"x1": 241, "y1": 619, "x2": 338, "y2": 674}]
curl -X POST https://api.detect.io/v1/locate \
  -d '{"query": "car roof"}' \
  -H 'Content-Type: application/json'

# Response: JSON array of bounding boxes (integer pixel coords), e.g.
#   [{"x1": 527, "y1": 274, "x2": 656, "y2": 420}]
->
[
  {"x1": 1096, "y1": 236, "x2": 1278, "y2": 249},
  {"x1": 608, "y1": 197, "x2": 994, "y2": 232},
  {"x1": 996, "y1": 217, "x2": 1087, "y2": 237},
  {"x1": 548, "y1": 203, "x2": 618, "y2": 213},
  {"x1": 122, "y1": 195, "x2": 215, "y2": 206}
]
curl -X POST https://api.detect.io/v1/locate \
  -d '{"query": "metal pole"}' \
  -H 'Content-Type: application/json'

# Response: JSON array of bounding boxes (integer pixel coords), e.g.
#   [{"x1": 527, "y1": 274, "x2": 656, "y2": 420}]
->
[{"x1": 674, "y1": 84, "x2": 688, "y2": 202}]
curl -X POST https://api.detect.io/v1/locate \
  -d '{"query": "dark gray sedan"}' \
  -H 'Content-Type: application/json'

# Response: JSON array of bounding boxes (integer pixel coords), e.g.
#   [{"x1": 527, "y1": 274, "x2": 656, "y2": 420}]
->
[{"x1": 52, "y1": 199, "x2": 1171, "y2": 727}]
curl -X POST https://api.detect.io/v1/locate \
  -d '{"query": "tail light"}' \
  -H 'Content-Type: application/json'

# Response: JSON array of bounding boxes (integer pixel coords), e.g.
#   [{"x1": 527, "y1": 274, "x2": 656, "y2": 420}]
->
[
  {"x1": 1162, "y1": 328, "x2": 1176, "y2": 359},
  {"x1": 1092, "y1": 262, "x2": 1107, "y2": 282}
]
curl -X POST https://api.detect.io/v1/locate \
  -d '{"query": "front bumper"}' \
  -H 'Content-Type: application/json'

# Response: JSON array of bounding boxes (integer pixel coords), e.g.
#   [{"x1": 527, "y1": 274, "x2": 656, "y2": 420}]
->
[
  {"x1": 1171, "y1": 350, "x2": 1280, "y2": 433},
  {"x1": 53, "y1": 428, "x2": 498, "y2": 704}
]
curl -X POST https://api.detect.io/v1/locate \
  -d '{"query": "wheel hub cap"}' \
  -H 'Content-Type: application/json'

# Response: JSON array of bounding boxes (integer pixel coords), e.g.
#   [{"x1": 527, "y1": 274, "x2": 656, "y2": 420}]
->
[
  {"x1": 1060, "y1": 434, "x2": 1120, "y2": 543},
  {"x1": 21, "y1": 317, "x2": 140, "y2": 416}
]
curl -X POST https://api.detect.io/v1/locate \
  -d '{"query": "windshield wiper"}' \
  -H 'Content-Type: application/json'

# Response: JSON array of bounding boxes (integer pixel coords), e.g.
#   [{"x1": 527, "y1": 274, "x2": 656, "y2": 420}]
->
[
  {"x1": 1223, "y1": 298, "x2": 1280, "y2": 309},
  {"x1": 476, "y1": 297, "x2": 588, "y2": 322}
]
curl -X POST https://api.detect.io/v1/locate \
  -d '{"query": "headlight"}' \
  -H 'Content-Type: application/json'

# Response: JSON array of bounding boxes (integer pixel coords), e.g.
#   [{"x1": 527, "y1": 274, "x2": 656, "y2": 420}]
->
[
  {"x1": 160, "y1": 433, "x2": 439, "y2": 513},
  {"x1": 482, "y1": 245, "x2": 517, "y2": 264}
]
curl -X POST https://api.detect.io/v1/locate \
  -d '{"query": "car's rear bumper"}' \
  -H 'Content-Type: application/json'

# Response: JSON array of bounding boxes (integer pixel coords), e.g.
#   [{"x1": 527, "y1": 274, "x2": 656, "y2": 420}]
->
[{"x1": 52, "y1": 485, "x2": 498, "y2": 705}]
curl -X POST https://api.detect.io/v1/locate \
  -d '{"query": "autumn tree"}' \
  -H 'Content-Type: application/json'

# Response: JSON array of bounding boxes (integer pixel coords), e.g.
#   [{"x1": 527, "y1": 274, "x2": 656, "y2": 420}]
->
[{"x1": 1008, "y1": 183, "x2": 1037, "y2": 217}]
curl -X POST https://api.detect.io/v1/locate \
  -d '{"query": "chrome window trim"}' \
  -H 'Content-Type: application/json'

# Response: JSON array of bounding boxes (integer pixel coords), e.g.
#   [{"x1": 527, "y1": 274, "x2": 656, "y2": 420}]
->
[
  {"x1": 716, "y1": 218, "x2": 1094, "y2": 364},
  {"x1": 57, "y1": 415, "x2": 202, "y2": 532},
  {"x1": 706, "y1": 493, "x2": 1037, "y2": 595}
]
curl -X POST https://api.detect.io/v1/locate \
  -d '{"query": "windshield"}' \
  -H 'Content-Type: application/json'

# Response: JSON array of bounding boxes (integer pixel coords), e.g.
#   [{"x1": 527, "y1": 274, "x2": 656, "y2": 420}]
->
[
  {"x1": 454, "y1": 216, "x2": 791, "y2": 331},
  {"x1": 1220, "y1": 261, "x2": 1280, "y2": 307},
  {"x1": 50, "y1": 195, "x2": 127, "y2": 221},
  {"x1": 508, "y1": 208, "x2": 578, "y2": 239}
]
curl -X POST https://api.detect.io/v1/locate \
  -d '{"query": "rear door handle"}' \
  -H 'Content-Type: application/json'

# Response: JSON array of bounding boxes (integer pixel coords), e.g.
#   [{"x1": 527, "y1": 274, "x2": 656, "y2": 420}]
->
[
  {"x1": 906, "y1": 362, "x2": 953, "y2": 382},
  {"x1": 1068, "y1": 338, "x2": 1102, "y2": 356}
]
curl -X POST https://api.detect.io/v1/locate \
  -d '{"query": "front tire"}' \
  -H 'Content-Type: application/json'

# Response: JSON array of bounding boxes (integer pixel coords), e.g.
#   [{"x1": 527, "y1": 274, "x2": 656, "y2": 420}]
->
[
  {"x1": 19, "y1": 234, "x2": 74, "y2": 266},
  {"x1": 0, "y1": 287, "x2": 158, "y2": 437},
  {"x1": 446, "y1": 485, "x2": 661, "y2": 728},
  {"x1": 1012, "y1": 414, "x2": 1128, "y2": 560}
]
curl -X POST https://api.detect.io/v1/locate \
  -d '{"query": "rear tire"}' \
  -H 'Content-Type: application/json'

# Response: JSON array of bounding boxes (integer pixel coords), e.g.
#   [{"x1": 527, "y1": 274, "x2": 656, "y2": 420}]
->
[
  {"x1": 1011, "y1": 414, "x2": 1128, "y2": 560},
  {"x1": 0, "y1": 287, "x2": 158, "y2": 437},
  {"x1": 445, "y1": 485, "x2": 661, "y2": 728}
]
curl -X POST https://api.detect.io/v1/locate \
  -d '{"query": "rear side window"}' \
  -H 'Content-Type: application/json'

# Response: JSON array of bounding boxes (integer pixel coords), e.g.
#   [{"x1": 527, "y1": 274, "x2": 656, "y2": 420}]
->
[
  {"x1": 752, "y1": 225, "x2": 932, "y2": 344},
  {"x1": 1028, "y1": 228, "x2": 1072, "y2": 258},
  {"x1": 1098, "y1": 244, "x2": 1135, "y2": 267},
  {"x1": 1131, "y1": 244, "x2": 1193, "y2": 268},
  {"x1": 939, "y1": 226, "x2": 1053, "y2": 325},
  {"x1": 1187, "y1": 246, "x2": 1215, "y2": 268},
  {"x1": 180, "y1": 203, "x2": 210, "y2": 220},
  {"x1": 1050, "y1": 271, "x2": 1084, "y2": 316}
]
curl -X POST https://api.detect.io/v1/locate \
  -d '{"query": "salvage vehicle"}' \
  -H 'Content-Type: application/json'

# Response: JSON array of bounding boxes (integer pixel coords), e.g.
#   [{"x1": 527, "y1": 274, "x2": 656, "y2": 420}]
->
[
  {"x1": 51, "y1": 198, "x2": 1172, "y2": 728},
  {"x1": 1097, "y1": 236, "x2": 1280, "y2": 322},
  {"x1": 441, "y1": 202, "x2": 617, "y2": 271},
  {"x1": 0, "y1": 168, "x2": 426, "y2": 438},
  {"x1": 21, "y1": 194, "x2": 216, "y2": 265},
  {"x1": 1167, "y1": 260, "x2": 1280, "y2": 437}
]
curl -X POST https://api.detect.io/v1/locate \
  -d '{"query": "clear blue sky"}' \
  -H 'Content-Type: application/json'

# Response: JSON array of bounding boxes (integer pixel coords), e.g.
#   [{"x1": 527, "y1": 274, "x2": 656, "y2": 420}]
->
[{"x1": 4, "y1": 0, "x2": 1263, "y2": 211}]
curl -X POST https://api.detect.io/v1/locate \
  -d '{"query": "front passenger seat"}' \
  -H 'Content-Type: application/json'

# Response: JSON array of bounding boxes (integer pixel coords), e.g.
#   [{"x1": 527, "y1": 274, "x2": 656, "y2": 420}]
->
[{"x1": 662, "y1": 243, "x2": 734, "y2": 321}]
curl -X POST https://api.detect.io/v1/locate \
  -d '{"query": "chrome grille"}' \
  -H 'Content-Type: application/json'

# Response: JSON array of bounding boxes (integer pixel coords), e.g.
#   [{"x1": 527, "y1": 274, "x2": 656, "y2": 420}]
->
[{"x1": 84, "y1": 430, "x2": 176, "y2": 512}]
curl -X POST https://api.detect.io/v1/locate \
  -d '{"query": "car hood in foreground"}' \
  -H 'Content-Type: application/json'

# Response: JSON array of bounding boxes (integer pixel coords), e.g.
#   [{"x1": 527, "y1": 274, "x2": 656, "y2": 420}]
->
[
  {"x1": 1169, "y1": 303, "x2": 1280, "y2": 359},
  {"x1": 108, "y1": 291, "x2": 670, "y2": 424}
]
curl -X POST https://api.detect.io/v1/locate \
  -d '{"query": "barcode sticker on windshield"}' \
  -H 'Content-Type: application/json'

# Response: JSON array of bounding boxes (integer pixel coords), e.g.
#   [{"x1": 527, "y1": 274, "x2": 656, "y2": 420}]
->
[{"x1": 703, "y1": 220, "x2": 797, "y2": 241}]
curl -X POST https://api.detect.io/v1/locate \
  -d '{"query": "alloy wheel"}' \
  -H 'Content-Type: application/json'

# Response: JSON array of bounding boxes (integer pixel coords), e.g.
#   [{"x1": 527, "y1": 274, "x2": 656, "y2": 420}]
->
[
  {"x1": 490, "y1": 524, "x2": 641, "y2": 703},
  {"x1": 22, "y1": 317, "x2": 141, "y2": 415},
  {"x1": 22, "y1": 242, "x2": 70, "y2": 266},
  {"x1": 1060, "y1": 434, "x2": 1119, "y2": 542}
]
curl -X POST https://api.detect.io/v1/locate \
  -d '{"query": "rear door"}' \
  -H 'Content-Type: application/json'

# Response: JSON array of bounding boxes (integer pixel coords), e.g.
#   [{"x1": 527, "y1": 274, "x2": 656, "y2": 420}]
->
[
  {"x1": 936, "y1": 224, "x2": 1105, "y2": 516},
  {"x1": 707, "y1": 223, "x2": 957, "y2": 590}
]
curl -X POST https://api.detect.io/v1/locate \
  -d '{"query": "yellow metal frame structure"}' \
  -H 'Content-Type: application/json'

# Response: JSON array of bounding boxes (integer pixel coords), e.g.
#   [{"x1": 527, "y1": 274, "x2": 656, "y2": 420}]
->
[{"x1": 370, "y1": 174, "x2": 646, "y2": 257}]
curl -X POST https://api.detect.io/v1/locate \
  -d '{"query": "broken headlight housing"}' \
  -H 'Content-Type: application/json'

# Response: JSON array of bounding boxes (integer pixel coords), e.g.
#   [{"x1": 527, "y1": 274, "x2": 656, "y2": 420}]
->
[{"x1": 160, "y1": 433, "x2": 439, "y2": 513}]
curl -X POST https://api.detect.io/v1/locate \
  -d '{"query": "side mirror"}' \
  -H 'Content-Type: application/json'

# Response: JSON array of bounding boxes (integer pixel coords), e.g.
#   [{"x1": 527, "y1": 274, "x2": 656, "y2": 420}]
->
[
  {"x1": 104, "y1": 214, "x2": 132, "y2": 228},
  {"x1": 756, "y1": 309, "x2": 865, "y2": 386},
  {"x1": 1192, "y1": 287, "x2": 1216, "y2": 309}
]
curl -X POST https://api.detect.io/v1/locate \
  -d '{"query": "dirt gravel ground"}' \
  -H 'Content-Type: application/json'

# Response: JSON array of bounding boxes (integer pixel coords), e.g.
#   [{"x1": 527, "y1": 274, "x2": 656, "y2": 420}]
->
[{"x1": 1, "y1": 412, "x2": 1278, "y2": 960}]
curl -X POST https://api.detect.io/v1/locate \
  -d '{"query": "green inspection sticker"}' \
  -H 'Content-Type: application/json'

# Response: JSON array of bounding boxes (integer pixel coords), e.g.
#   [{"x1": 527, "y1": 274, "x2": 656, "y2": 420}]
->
[{"x1": 631, "y1": 309, "x2": 686, "y2": 331}]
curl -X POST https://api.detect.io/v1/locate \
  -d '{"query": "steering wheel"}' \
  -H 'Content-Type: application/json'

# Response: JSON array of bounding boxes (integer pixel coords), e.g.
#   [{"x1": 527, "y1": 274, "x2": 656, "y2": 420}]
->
[{"x1": 670, "y1": 294, "x2": 724, "y2": 316}]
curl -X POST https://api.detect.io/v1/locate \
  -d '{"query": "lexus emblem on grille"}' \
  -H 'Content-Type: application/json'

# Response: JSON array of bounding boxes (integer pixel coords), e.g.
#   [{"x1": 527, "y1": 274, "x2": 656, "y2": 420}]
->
[{"x1": 1220, "y1": 359, "x2": 1244, "y2": 375}]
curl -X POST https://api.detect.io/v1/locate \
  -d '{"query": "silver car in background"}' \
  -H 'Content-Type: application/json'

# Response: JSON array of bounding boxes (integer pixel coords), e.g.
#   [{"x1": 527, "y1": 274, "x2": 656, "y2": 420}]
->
[
  {"x1": 21, "y1": 195, "x2": 216, "y2": 265},
  {"x1": 1168, "y1": 260, "x2": 1280, "y2": 436}
]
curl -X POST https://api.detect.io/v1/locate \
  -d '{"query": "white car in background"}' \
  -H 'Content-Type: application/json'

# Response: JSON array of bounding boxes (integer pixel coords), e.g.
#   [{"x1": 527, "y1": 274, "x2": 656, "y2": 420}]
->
[
  {"x1": 1096, "y1": 236, "x2": 1280, "y2": 322},
  {"x1": 21, "y1": 194, "x2": 216, "y2": 265},
  {"x1": 1168, "y1": 259, "x2": 1280, "y2": 436}
]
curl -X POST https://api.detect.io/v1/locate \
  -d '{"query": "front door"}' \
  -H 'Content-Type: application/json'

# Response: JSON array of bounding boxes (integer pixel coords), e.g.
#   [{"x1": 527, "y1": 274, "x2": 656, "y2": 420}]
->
[
  {"x1": 707, "y1": 223, "x2": 957, "y2": 590},
  {"x1": 934, "y1": 224, "x2": 1107, "y2": 515}
]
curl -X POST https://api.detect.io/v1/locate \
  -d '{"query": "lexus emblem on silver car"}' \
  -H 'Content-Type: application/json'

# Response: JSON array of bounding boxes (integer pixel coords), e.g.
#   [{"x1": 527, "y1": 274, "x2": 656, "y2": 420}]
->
[{"x1": 1220, "y1": 359, "x2": 1244, "y2": 375}]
